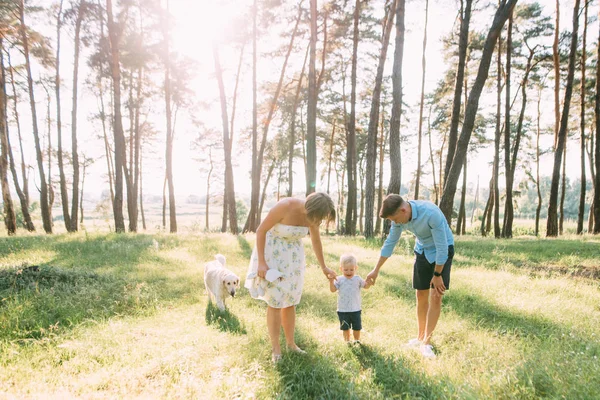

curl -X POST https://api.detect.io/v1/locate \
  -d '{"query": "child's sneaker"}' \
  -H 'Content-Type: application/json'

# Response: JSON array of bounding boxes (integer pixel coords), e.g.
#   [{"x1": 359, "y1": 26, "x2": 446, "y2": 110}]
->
[
  {"x1": 405, "y1": 338, "x2": 422, "y2": 348},
  {"x1": 420, "y1": 344, "x2": 436, "y2": 359},
  {"x1": 353, "y1": 340, "x2": 361, "y2": 346}
]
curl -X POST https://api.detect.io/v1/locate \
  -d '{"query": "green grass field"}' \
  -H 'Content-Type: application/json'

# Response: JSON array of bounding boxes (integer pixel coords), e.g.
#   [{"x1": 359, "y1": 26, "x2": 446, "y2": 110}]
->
[{"x1": 0, "y1": 232, "x2": 599, "y2": 399}]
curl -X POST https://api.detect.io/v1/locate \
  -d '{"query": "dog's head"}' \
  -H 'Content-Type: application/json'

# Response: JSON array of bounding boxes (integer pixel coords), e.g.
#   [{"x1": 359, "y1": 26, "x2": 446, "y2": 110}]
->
[{"x1": 223, "y1": 272, "x2": 240, "y2": 297}]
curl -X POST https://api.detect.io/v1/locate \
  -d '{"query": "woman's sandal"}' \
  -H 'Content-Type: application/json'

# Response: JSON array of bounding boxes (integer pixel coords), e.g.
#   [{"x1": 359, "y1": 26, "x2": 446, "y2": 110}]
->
[{"x1": 272, "y1": 353, "x2": 282, "y2": 363}]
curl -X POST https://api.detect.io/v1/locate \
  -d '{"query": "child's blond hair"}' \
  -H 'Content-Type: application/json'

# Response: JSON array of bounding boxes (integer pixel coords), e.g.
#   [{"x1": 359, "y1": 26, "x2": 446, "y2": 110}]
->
[{"x1": 340, "y1": 253, "x2": 357, "y2": 268}]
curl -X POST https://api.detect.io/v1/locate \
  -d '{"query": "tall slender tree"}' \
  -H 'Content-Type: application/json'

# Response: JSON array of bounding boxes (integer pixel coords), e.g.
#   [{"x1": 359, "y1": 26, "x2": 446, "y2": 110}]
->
[
  {"x1": 443, "y1": 0, "x2": 472, "y2": 187},
  {"x1": 547, "y1": 0, "x2": 580, "y2": 237},
  {"x1": 106, "y1": 0, "x2": 127, "y2": 232},
  {"x1": 414, "y1": 0, "x2": 429, "y2": 200},
  {"x1": 344, "y1": 0, "x2": 360, "y2": 234},
  {"x1": 364, "y1": 0, "x2": 396, "y2": 238},
  {"x1": 439, "y1": 0, "x2": 517, "y2": 222},
  {"x1": 213, "y1": 45, "x2": 238, "y2": 234},
  {"x1": 577, "y1": 0, "x2": 588, "y2": 234},
  {"x1": 385, "y1": 0, "x2": 405, "y2": 235},
  {"x1": 18, "y1": 0, "x2": 52, "y2": 233},
  {"x1": 306, "y1": 0, "x2": 318, "y2": 195},
  {"x1": 0, "y1": 38, "x2": 16, "y2": 235}
]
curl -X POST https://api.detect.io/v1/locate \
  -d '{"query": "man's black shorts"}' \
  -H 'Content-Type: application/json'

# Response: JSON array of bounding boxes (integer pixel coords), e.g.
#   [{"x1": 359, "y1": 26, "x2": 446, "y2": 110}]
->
[
  {"x1": 337, "y1": 310, "x2": 362, "y2": 331},
  {"x1": 413, "y1": 245, "x2": 454, "y2": 290}
]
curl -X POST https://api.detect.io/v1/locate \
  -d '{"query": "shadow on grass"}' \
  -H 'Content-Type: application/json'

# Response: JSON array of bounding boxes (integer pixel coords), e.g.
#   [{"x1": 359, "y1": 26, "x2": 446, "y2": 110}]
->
[
  {"x1": 351, "y1": 344, "x2": 450, "y2": 398},
  {"x1": 0, "y1": 234, "x2": 202, "y2": 343},
  {"x1": 271, "y1": 333, "x2": 371, "y2": 399},
  {"x1": 205, "y1": 301, "x2": 247, "y2": 334}
]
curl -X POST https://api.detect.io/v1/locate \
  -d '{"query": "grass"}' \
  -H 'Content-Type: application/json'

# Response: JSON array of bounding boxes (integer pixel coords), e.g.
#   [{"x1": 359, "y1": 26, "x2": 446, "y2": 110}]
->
[{"x1": 0, "y1": 231, "x2": 599, "y2": 399}]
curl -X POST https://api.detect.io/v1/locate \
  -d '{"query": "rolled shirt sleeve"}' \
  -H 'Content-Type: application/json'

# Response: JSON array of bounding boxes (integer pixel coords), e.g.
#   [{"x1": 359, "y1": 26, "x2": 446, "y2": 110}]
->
[
  {"x1": 428, "y1": 211, "x2": 449, "y2": 265},
  {"x1": 380, "y1": 222, "x2": 403, "y2": 258}
]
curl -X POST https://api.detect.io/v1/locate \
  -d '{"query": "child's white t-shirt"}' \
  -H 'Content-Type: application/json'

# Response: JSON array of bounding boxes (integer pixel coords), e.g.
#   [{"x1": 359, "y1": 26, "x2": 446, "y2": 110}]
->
[{"x1": 334, "y1": 275, "x2": 366, "y2": 312}]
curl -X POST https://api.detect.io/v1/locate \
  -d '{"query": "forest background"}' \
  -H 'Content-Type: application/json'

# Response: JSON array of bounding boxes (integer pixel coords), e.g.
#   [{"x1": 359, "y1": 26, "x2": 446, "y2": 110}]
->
[{"x1": 0, "y1": 0, "x2": 598, "y2": 238}]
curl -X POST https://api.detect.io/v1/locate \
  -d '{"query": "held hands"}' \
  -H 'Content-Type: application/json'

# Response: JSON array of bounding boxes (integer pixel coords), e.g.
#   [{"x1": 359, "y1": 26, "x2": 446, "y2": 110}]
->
[
  {"x1": 366, "y1": 269, "x2": 378, "y2": 286},
  {"x1": 321, "y1": 266, "x2": 336, "y2": 280},
  {"x1": 430, "y1": 276, "x2": 446, "y2": 296}
]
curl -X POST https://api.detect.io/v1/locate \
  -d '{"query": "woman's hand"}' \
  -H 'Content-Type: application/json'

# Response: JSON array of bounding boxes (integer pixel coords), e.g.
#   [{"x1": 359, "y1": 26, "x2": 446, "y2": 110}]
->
[
  {"x1": 321, "y1": 266, "x2": 336, "y2": 280},
  {"x1": 257, "y1": 261, "x2": 269, "y2": 279}
]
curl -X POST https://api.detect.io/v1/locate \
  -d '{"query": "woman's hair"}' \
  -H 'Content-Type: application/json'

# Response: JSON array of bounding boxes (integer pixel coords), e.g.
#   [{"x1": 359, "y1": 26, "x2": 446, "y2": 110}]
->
[
  {"x1": 340, "y1": 253, "x2": 357, "y2": 268},
  {"x1": 305, "y1": 192, "x2": 336, "y2": 224},
  {"x1": 379, "y1": 194, "x2": 406, "y2": 219}
]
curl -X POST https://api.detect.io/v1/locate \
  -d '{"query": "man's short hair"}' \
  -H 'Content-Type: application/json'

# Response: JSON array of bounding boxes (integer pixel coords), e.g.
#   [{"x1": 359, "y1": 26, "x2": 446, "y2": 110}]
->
[{"x1": 379, "y1": 194, "x2": 406, "y2": 219}]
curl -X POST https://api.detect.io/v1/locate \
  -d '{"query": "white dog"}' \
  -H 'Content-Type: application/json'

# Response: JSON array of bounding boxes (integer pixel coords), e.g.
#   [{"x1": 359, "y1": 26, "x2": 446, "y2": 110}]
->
[{"x1": 204, "y1": 254, "x2": 240, "y2": 311}]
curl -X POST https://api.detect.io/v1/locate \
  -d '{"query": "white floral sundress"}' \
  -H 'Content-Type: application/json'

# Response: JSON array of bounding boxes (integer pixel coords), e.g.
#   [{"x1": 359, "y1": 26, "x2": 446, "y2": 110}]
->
[{"x1": 244, "y1": 223, "x2": 309, "y2": 308}]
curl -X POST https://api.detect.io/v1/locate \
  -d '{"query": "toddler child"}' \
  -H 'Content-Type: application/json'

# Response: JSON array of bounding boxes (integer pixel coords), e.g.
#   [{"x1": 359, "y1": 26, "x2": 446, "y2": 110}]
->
[{"x1": 329, "y1": 253, "x2": 371, "y2": 344}]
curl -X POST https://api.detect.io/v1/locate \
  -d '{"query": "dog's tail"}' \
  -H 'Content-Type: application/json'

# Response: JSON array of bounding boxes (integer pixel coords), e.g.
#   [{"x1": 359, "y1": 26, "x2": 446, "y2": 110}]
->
[{"x1": 215, "y1": 254, "x2": 226, "y2": 266}]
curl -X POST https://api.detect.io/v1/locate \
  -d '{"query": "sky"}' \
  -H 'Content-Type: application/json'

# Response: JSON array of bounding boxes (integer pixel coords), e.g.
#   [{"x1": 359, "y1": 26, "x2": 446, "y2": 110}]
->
[{"x1": 11, "y1": 0, "x2": 596, "y2": 206}]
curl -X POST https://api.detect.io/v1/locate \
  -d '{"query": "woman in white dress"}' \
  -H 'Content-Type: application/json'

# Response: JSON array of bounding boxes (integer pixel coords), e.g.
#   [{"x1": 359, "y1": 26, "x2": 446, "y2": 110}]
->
[{"x1": 245, "y1": 192, "x2": 336, "y2": 362}]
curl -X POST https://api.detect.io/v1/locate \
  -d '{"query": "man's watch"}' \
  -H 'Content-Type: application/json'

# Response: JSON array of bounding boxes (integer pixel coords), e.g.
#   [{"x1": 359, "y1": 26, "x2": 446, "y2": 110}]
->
[{"x1": 433, "y1": 271, "x2": 443, "y2": 277}]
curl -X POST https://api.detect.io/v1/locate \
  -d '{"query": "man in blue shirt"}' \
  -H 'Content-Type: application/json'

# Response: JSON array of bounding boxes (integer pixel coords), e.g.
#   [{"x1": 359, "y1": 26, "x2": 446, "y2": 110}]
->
[{"x1": 366, "y1": 195, "x2": 454, "y2": 359}]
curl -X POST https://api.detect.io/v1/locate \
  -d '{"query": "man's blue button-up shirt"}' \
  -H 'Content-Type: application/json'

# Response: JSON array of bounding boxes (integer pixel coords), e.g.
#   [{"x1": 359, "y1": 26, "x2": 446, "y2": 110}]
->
[{"x1": 380, "y1": 200, "x2": 454, "y2": 265}]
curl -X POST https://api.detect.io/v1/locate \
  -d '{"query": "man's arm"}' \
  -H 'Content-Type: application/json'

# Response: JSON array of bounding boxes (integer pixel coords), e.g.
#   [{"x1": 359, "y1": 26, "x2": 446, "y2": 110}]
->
[{"x1": 428, "y1": 210, "x2": 449, "y2": 295}]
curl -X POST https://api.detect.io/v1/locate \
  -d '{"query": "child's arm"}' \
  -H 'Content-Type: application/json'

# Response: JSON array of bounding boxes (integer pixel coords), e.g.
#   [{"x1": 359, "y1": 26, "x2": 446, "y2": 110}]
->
[
  {"x1": 361, "y1": 277, "x2": 372, "y2": 290},
  {"x1": 329, "y1": 277, "x2": 337, "y2": 292}
]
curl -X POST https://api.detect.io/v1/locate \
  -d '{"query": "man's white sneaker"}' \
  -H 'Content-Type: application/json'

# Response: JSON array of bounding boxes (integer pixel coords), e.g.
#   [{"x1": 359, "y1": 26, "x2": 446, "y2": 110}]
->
[
  {"x1": 420, "y1": 344, "x2": 436, "y2": 359},
  {"x1": 405, "y1": 338, "x2": 422, "y2": 348}
]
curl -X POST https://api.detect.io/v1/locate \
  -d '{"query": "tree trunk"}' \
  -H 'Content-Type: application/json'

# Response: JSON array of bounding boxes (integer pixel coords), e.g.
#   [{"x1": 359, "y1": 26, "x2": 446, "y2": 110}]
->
[
  {"x1": 439, "y1": 0, "x2": 516, "y2": 226},
  {"x1": 559, "y1": 150, "x2": 566, "y2": 234},
  {"x1": 205, "y1": 148, "x2": 213, "y2": 231},
  {"x1": 387, "y1": 0, "x2": 405, "y2": 198},
  {"x1": 364, "y1": 0, "x2": 397, "y2": 238},
  {"x1": 54, "y1": 0, "x2": 71, "y2": 231},
  {"x1": 595, "y1": 0, "x2": 600, "y2": 233},
  {"x1": 245, "y1": 0, "x2": 259, "y2": 233},
  {"x1": 577, "y1": 1, "x2": 588, "y2": 234},
  {"x1": 132, "y1": 66, "x2": 143, "y2": 232},
  {"x1": 553, "y1": 0, "x2": 560, "y2": 147},
  {"x1": 46, "y1": 91, "x2": 54, "y2": 228},
  {"x1": 213, "y1": 45, "x2": 239, "y2": 235},
  {"x1": 502, "y1": 11, "x2": 513, "y2": 238},
  {"x1": 247, "y1": 1, "x2": 303, "y2": 227},
  {"x1": 19, "y1": 0, "x2": 52, "y2": 233},
  {"x1": 222, "y1": 44, "x2": 244, "y2": 233},
  {"x1": 107, "y1": 0, "x2": 126, "y2": 233},
  {"x1": 70, "y1": 2, "x2": 86, "y2": 232},
  {"x1": 163, "y1": 0, "x2": 177, "y2": 233},
  {"x1": 480, "y1": 178, "x2": 491, "y2": 236},
  {"x1": 493, "y1": 31, "x2": 502, "y2": 239},
  {"x1": 80, "y1": 160, "x2": 86, "y2": 224},
  {"x1": 443, "y1": 0, "x2": 472, "y2": 186},
  {"x1": 471, "y1": 175, "x2": 479, "y2": 225},
  {"x1": 547, "y1": 0, "x2": 580, "y2": 237},
  {"x1": 375, "y1": 104, "x2": 388, "y2": 235},
  {"x1": 414, "y1": 0, "x2": 429, "y2": 200},
  {"x1": 428, "y1": 108, "x2": 438, "y2": 204},
  {"x1": 162, "y1": 173, "x2": 167, "y2": 229},
  {"x1": 345, "y1": 0, "x2": 361, "y2": 235},
  {"x1": 0, "y1": 40, "x2": 16, "y2": 235},
  {"x1": 457, "y1": 156, "x2": 467, "y2": 235},
  {"x1": 4, "y1": 49, "x2": 34, "y2": 231},
  {"x1": 306, "y1": 0, "x2": 318, "y2": 196},
  {"x1": 288, "y1": 46, "x2": 309, "y2": 198},
  {"x1": 326, "y1": 120, "x2": 336, "y2": 194},
  {"x1": 139, "y1": 148, "x2": 146, "y2": 230},
  {"x1": 586, "y1": 132, "x2": 595, "y2": 231}
]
